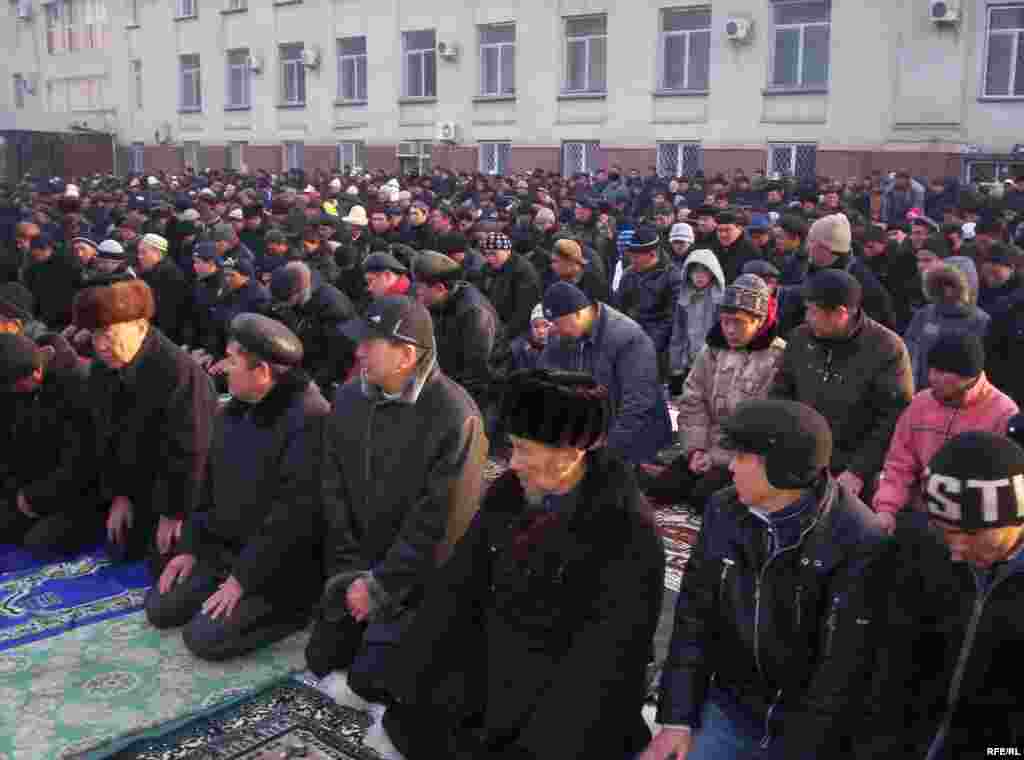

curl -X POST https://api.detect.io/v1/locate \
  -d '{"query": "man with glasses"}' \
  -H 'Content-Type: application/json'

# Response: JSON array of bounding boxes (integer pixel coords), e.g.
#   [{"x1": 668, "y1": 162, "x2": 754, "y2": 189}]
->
[
  {"x1": 308, "y1": 295, "x2": 487, "y2": 704},
  {"x1": 72, "y1": 279, "x2": 217, "y2": 570},
  {"x1": 770, "y1": 269, "x2": 912, "y2": 502}
]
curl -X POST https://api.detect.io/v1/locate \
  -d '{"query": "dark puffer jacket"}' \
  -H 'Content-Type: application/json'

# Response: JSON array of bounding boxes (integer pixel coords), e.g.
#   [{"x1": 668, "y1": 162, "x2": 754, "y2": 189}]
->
[
  {"x1": 770, "y1": 310, "x2": 913, "y2": 481},
  {"x1": 658, "y1": 476, "x2": 889, "y2": 758},
  {"x1": 614, "y1": 258, "x2": 683, "y2": 353},
  {"x1": 428, "y1": 281, "x2": 501, "y2": 410},
  {"x1": 985, "y1": 288, "x2": 1024, "y2": 406},
  {"x1": 480, "y1": 253, "x2": 542, "y2": 341}
]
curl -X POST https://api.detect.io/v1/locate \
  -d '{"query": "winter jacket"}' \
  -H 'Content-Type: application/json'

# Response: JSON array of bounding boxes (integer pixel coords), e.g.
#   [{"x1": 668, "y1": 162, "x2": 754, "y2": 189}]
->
[
  {"x1": 306, "y1": 246, "x2": 342, "y2": 288},
  {"x1": 881, "y1": 179, "x2": 925, "y2": 224},
  {"x1": 564, "y1": 221, "x2": 618, "y2": 277},
  {"x1": 857, "y1": 512, "x2": 1024, "y2": 759},
  {"x1": 540, "y1": 303, "x2": 673, "y2": 464},
  {"x1": 678, "y1": 320, "x2": 787, "y2": 468},
  {"x1": 785, "y1": 254, "x2": 898, "y2": 331},
  {"x1": 614, "y1": 258, "x2": 682, "y2": 354},
  {"x1": 872, "y1": 374, "x2": 1017, "y2": 516},
  {"x1": 429, "y1": 281, "x2": 501, "y2": 411},
  {"x1": 179, "y1": 370, "x2": 329, "y2": 610},
  {"x1": 86, "y1": 326, "x2": 217, "y2": 518},
  {"x1": 22, "y1": 251, "x2": 81, "y2": 328},
  {"x1": 0, "y1": 361, "x2": 97, "y2": 516},
  {"x1": 658, "y1": 476, "x2": 889, "y2": 757},
  {"x1": 321, "y1": 351, "x2": 488, "y2": 615},
  {"x1": 382, "y1": 449, "x2": 663, "y2": 759},
  {"x1": 238, "y1": 227, "x2": 266, "y2": 263},
  {"x1": 669, "y1": 249, "x2": 726, "y2": 375},
  {"x1": 985, "y1": 288, "x2": 1024, "y2": 406},
  {"x1": 333, "y1": 233, "x2": 371, "y2": 312},
  {"x1": 770, "y1": 311, "x2": 914, "y2": 481},
  {"x1": 862, "y1": 243, "x2": 921, "y2": 333},
  {"x1": 208, "y1": 279, "x2": 271, "y2": 352},
  {"x1": 508, "y1": 334, "x2": 545, "y2": 371},
  {"x1": 712, "y1": 234, "x2": 764, "y2": 284},
  {"x1": 140, "y1": 256, "x2": 190, "y2": 345},
  {"x1": 979, "y1": 271, "x2": 1024, "y2": 313},
  {"x1": 904, "y1": 265, "x2": 991, "y2": 391},
  {"x1": 480, "y1": 253, "x2": 543, "y2": 341}
]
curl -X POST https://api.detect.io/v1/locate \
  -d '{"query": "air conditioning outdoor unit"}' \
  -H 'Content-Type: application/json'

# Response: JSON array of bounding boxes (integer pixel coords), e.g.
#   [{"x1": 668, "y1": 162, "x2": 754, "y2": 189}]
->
[
  {"x1": 247, "y1": 54, "x2": 264, "y2": 74},
  {"x1": 437, "y1": 40, "x2": 459, "y2": 61},
  {"x1": 930, "y1": 1, "x2": 960, "y2": 24},
  {"x1": 724, "y1": 17, "x2": 751, "y2": 42},
  {"x1": 301, "y1": 48, "x2": 321, "y2": 69},
  {"x1": 436, "y1": 121, "x2": 458, "y2": 142}
]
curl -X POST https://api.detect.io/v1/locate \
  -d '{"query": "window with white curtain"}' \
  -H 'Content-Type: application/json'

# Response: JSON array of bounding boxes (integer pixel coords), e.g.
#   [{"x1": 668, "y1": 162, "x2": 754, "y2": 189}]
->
[
  {"x1": 280, "y1": 43, "x2": 306, "y2": 105},
  {"x1": 564, "y1": 16, "x2": 606, "y2": 93},
  {"x1": 480, "y1": 25, "x2": 515, "y2": 96},
  {"x1": 337, "y1": 141, "x2": 365, "y2": 171},
  {"x1": 403, "y1": 29, "x2": 436, "y2": 97},
  {"x1": 226, "y1": 49, "x2": 250, "y2": 108},
  {"x1": 769, "y1": 0, "x2": 831, "y2": 90},
  {"x1": 179, "y1": 54, "x2": 202, "y2": 111},
  {"x1": 985, "y1": 5, "x2": 1024, "y2": 97},
  {"x1": 659, "y1": 8, "x2": 710, "y2": 92},
  {"x1": 337, "y1": 36, "x2": 367, "y2": 101}
]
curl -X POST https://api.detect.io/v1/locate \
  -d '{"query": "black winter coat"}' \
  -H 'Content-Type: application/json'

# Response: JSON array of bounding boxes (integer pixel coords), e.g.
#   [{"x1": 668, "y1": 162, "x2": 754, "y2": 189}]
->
[
  {"x1": 429, "y1": 282, "x2": 501, "y2": 410},
  {"x1": 140, "y1": 257, "x2": 190, "y2": 344},
  {"x1": 180, "y1": 370, "x2": 329, "y2": 610},
  {"x1": 659, "y1": 477, "x2": 888, "y2": 758},
  {"x1": 985, "y1": 288, "x2": 1024, "y2": 406},
  {"x1": 86, "y1": 326, "x2": 217, "y2": 518},
  {"x1": 22, "y1": 251, "x2": 81, "y2": 327},
  {"x1": 383, "y1": 449, "x2": 664, "y2": 759},
  {"x1": 770, "y1": 311, "x2": 913, "y2": 480},
  {"x1": 480, "y1": 253, "x2": 542, "y2": 340},
  {"x1": 712, "y1": 235, "x2": 764, "y2": 285}
]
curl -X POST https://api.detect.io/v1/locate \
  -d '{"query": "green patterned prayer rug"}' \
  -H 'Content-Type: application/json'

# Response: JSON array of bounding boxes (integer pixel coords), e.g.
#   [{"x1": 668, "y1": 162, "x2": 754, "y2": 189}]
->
[{"x1": 0, "y1": 611, "x2": 309, "y2": 759}]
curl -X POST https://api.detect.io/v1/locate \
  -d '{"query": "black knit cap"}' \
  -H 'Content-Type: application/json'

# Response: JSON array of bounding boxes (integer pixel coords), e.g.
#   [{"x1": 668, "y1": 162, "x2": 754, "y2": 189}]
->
[
  {"x1": 927, "y1": 333, "x2": 985, "y2": 378},
  {"x1": 0, "y1": 333, "x2": 40, "y2": 385},
  {"x1": 722, "y1": 400, "x2": 833, "y2": 489},
  {"x1": 802, "y1": 269, "x2": 863, "y2": 310},
  {"x1": 498, "y1": 368, "x2": 613, "y2": 450},
  {"x1": 925, "y1": 432, "x2": 1024, "y2": 530}
]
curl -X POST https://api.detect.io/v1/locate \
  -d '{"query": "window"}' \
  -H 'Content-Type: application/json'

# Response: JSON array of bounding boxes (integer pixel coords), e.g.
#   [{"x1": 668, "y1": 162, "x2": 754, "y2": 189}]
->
[
  {"x1": 403, "y1": 29, "x2": 436, "y2": 98},
  {"x1": 564, "y1": 16, "x2": 607, "y2": 93},
  {"x1": 13, "y1": 75, "x2": 26, "y2": 109},
  {"x1": 337, "y1": 36, "x2": 367, "y2": 102},
  {"x1": 657, "y1": 142, "x2": 703, "y2": 177},
  {"x1": 176, "y1": 0, "x2": 195, "y2": 18},
  {"x1": 183, "y1": 141, "x2": 201, "y2": 170},
  {"x1": 128, "y1": 0, "x2": 138, "y2": 25},
  {"x1": 179, "y1": 54, "x2": 202, "y2": 111},
  {"x1": 226, "y1": 0, "x2": 245, "y2": 9},
  {"x1": 81, "y1": 0, "x2": 108, "y2": 49},
  {"x1": 480, "y1": 142, "x2": 512, "y2": 175},
  {"x1": 46, "y1": 1, "x2": 62, "y2": 53},
  {"x1": 64, "y1": 0, "x2": 76, "y2": 51},
  {"x1": 228, "y1": 141, "x2": 246, "y2": 170},
  {"x1": 985, "y1": 6, "x2": 1024, "y2": 97},
  {"x1": 226, "y1": 49, "x2": 251, "y2": 108},
  {"x1": 131, "y1": 59, "x2": 142, "y2": 109},
  {"x1": 769, "y1": 1, "x2": 830, "y2": 90},
  {"x1": 68, "y1": 77, "x2": 105, "y2": 110},
  {"x1": 965, "y1": 159, "x2": 1024, "y2": 184},
  {"x1": 337, "y1": 141, "x2": 365, "y2": 171},
  {"x1": 280, "y1": 43, "x2": 306, "y2": 105},
  {"x1": 284, "y1": 141, "x2": 304, "y2": 171},
  {"x1": 397, "y1": 140, "x2": 432, "y2": 174},
  {"x1": 562, "y1": 141, "x2": 601, "y2": 177},
  {"x1": 128, "y1": 142, "x2": 144, "y2": 173},
  {"x1": 480, "y1": 25, "x2": 515, "y2": 96},
  {"x1": 768, "y1": 143, "x2": 817, "y2": 180},
  {"x1": 659, "y1": 8, "x2": 710, "y2": 92}
]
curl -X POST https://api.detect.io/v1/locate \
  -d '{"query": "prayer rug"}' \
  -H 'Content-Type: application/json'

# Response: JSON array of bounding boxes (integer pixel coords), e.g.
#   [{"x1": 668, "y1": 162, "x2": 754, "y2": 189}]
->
[
  {"x1": 0, "y1": 611, "x2": 309, "y2": 759},
  {"x1": 92, "y1": 678, "x2": 381, "y2": 760},
  {"x1": 0, "y1": 547, "x2": 149, "y2": 652}
]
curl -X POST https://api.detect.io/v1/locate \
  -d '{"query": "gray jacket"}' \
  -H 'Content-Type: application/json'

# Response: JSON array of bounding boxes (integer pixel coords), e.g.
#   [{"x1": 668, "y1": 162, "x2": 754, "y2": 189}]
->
[{"x1": 668, "y1": 249, "x2": 726, "y2": 375}]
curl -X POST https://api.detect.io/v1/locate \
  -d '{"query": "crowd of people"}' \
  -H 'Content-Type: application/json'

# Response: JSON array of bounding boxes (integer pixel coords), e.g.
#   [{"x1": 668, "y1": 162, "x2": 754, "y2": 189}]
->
[{"x1": 1, "y1": 162, "x2": 1023, "y2": 759}]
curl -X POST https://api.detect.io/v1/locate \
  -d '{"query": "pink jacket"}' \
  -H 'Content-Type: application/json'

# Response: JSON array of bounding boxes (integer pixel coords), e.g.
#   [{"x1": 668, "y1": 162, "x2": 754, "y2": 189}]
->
[{"x1": 873, "y1": 373, "x2": 1018, "y2": 515}]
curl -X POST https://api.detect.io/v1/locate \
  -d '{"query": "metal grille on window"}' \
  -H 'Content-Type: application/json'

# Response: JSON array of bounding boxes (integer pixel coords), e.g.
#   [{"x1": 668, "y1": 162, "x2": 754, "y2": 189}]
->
[
  {"x1": 794, "y1": 144, "x2": 817, "y2": 180},
  {"x1": 480, "y1": 143, "x2": 511, "y2": 175},
  {"x1": 563, "y1": 142, "x2": 585, "y2": 176},
  {"x1": 771, "y1": 146, "x2": 794, "y2": 176},
  {"x1": 657, "y1": 143, "x2": 678, "y2": 176},
  {"x1": 681, "y1": 143, "x2": 702, "y2": 175}
]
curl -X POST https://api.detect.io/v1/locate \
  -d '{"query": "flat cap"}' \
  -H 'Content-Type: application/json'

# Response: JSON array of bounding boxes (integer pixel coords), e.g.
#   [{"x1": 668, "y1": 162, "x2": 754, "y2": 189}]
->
[
  {"x1": 229, "y1": 312, "x2": 304, "y2": 366},
  {"x1": 412, "y1": 250, "x2": 462, "y2": 284},
  {"x1": 364, "y1": 251, "x2": 408, "y2": 274}
]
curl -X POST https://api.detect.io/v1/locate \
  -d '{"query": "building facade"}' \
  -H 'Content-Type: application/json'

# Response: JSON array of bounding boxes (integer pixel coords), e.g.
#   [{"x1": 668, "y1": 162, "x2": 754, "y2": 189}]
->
[{"x1": 2, "y1": 0, "x2": 1023, "y2": 181}]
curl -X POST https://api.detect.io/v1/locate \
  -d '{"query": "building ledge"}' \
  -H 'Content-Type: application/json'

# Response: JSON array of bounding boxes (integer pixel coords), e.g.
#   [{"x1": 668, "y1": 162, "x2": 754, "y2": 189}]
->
[
  {"x1": 273, "y1": 0, "x2": 302, "y2": 6},
  {"x1": 334, "y1": 99, "x2": 368, "y2": 107},
  {"x1": 178, "y1": 107, "x2": 203, "y2": 114},
  {"x1": 653, "y1": 89, "x2": 709, "y2": 98},
  {"x1": 398, "y1": 96, "x2": 438, "y2": 104},
  {"x1": 125, "y1": 23, "x2": 140, "y2": 29},
  {"x1": 473, "y1": 95, "x2": 516, "y2": 103},
  {"x1": 762, "y1": 87, "x2": 828, "y2": 96},
  {"x1": 557, "y1": 92, "x2": 607, "y2": 100},
  {"x1": 173, "y1": 14, "x2": 198, "y2": 21},
  {"x1": 224, "y1": 105, "x2": 252, "y2": 111},
  {"x1": 277, "y1": 103, "x2": 307, "y2": 109},
  {"x1": 977, "y1": 96, "x2": 1024, "y2": 103},
  {"x1": 220, "y1": 7, "x2": 247, "y2": 14}
]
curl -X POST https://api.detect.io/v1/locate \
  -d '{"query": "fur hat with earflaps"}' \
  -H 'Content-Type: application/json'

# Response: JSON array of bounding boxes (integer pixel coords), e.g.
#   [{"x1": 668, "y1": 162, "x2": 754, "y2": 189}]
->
[
  {"x1": 73, "y1": 279, "x2": 156, "y2": 329},
  {"x1": 498, "y1": 368, "x2": 613, "y2": 451}
]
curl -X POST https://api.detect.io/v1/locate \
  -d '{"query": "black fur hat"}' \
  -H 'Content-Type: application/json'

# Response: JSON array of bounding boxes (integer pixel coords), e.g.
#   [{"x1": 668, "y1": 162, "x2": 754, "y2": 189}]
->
[{"x1": 498, "y1": 369, "x2": 613, "y2": 450}]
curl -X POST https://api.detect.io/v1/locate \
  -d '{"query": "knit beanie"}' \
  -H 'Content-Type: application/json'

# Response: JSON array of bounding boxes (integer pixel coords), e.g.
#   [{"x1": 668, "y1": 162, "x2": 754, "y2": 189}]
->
[
  {"x1": 925, "y1": 432, "x2": 1024, "y2": 529},
  {"x1": 543, "y1": 282, "x2": 592, "y2": 320},
  {"x1": 807, "y1": 213, "x2": 852, "y2": 254},
  {"x1": 927, "y1": 333, "x2": 985, "y2": 379},
  {"x1": 802, "y1": 269, "x2": 863, "y2": 310}
]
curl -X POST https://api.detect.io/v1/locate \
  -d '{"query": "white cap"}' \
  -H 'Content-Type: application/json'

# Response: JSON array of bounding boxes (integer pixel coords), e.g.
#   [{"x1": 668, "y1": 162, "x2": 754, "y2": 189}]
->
[
  {"x1": 147, "y1": 175, "x2": 159, "y2": 187},
  {"x1": 64, "y1": 184, "x2": 81, "y2": 199},
  {"x1": 179, "y1": 208, "x2": 201, "y2": 222},
  {"x1": 669, "y1": 222, "x2": 695, "y2": 244},
  {"x1": 227, "y1": 207, "x2": 244, "y2": 220},
  {"x1": 961, "y1": 221, "x2": 977, "y2": 240},
  {"x1": 97, "y1": 239, "x2": 125, "y2": 256},
  {"x1": 303, "y1": 184, "x2": 317, "y2": 194},
  {"x1": 128, "y1": 177, "x2": 140, "y2": 188},
  {"x1": 328, "y1": 178, "x2": 342, "y2": 190},
  {"x1": 346, "y1": 185, "x2": 359, "y2": 196},
  {"x1": 531, "y1": 303, "x2": 547, "y2": 323}
]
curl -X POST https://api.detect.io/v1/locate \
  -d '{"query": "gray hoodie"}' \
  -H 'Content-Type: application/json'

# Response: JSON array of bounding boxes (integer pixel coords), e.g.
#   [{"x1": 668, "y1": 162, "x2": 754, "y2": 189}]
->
[{"x1": 668, "y1": 248, "x2": 726, "y2": 375}]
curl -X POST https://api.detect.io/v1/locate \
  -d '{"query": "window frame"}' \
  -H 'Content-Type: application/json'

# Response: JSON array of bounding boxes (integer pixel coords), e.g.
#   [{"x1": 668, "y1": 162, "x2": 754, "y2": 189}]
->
[
  {"x1": 179, "y1": 53, "x2": 202, "y2": 112},
  {"x1": 561, "y1": 140, "x2": 601, "y2": 177},
  {"x1": 13, "y1": 75, "x2": 26, "y2": 109},
  {"x1": 563, "y1": 15, "x2": 607, "y2": 94},
  {"x1": 337, "y1": 141, "x2": 365, "y2": 171},
  {"x1": 479, "y1": 141, "x2": 512, "y2": 175},
  {"x1": 767, "y1": 0, "x2": 831, "y2": 92},
  {"x1": 131, "y1": 59, "x2": 142, "y2": 109},
  {"x1": 228, "y1": 141, "x2": 246, "y2": 171},
  {"x1": 657, "y1": 141, "x2": 703, "y2": 177},
  {"x1": 176, "y1": 0, "x2": 196, "y2": 19},
  {"x1": 402, "y1": 29, "x2": 437, "y2": 98},
  {"x1": 767, "y1": 142, "x2": 818, "y2": 180},
  {"x1": 225, "y1": 48, "x2": 251, "y2": 109},
  {"x1": 479, "y1": 24, "x2": 515, "y2": 97},
  {"x1": 337, "y1": 36, "x2": 368, "y2": 102},
  {"x1": 128, "y1": 141, "x2": 144, "y2": 173},
  {"x1": 225, "y1": 0, "x2": 246, "y2": 10},
  {"x1": 658, "y1": 7, "x2": 711, "y2": 93},
  {"x1": 283, "y1": 141, "x2": 304, "y2": 171},
  {"x1": 279, "y1": 42, "x2": 306, "y2": 106},
  {"x1": 983, "y1": 4, "x2": 1024, "y2": 98}
]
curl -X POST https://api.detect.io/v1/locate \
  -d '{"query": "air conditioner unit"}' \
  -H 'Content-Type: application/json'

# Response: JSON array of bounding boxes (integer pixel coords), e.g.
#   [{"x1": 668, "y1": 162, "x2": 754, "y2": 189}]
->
[
  {"x1": 929, "y1": 1, "x2": 960, "y2": 24},
  {"x1": 247, "y1": 54, "x2": 263, "y2": 74},
  {"x1": 436, "y1": 121, "x2": 458, "y2": 142},
  {"x1": 301, "y1": 48, "x2": 321, "y2": 69},
  {"x1": 437, "y1": 40, "x2": 459, "y2": 61},
  {"x1": 16, "y1": 0, "x2": 32, "y2": 19},
  {"x1": 724, "y1": 17, "x2": 752, "y2": 42}
]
